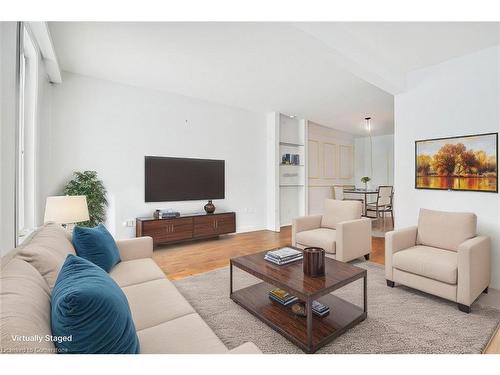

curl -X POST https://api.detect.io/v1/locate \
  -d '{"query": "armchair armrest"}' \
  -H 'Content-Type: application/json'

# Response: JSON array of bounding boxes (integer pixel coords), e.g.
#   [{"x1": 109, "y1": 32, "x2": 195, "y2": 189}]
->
[
  {"x1": 292, "y1": 215, "x2": 322, "y2": 246},
  {"x1": 227, "y1": 342, "x2": 262, "y2": 354},
  {"x1": 385, "y1": 226, "x2": 417, "y2": 280},
  {"x1": 115, "y1": 236, "x2": 153, "y2": 261},
  {"x1": 335, "y1": 218, "x2": 371, "y2": 262},
  {"x1": 457, "y1": 236, "x2": 491, "y2": 306}
]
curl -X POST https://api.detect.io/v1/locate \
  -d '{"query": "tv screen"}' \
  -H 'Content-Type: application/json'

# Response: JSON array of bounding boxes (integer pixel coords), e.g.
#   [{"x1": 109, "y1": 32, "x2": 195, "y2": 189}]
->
[{"x1": 145, "y1": 156, "x2": 225, "y2": 202}]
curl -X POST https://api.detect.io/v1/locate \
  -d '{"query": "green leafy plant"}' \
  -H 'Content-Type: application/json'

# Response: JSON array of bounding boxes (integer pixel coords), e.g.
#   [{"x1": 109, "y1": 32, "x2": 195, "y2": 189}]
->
[
  {"x1": 63, "y1": 171, "x2": 107, "y2": 227},
  {"x1": 361, "y1": 176, "x2": 371, "y2": 190}
]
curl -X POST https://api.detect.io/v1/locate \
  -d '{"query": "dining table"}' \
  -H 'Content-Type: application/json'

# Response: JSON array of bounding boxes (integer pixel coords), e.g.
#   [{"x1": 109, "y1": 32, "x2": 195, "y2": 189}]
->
[{"x1": 343, "y1": 188, "x2": 379, "y2": 216}]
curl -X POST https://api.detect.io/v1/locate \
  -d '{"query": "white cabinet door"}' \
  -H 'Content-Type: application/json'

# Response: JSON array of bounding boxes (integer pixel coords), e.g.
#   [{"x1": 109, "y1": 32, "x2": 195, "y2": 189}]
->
[
  {"x1": 323, "y1": 142, "x2": 338, "y2": 179},
  {"x1": 339, "y1": 145, "x2": 353, "y2": 179},
  {"x1": 308, "y1": 140, "x2": 320, "y2": 179}
]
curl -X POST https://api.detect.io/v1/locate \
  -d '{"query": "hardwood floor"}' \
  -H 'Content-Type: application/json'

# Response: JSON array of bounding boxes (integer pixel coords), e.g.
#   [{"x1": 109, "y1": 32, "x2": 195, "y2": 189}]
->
[
  {"x1": 153, "y1": 225, "x2": 384, "y2": 280},
  {"x1": 484, "y1": 324, "x2": 500, "y2": 354}
]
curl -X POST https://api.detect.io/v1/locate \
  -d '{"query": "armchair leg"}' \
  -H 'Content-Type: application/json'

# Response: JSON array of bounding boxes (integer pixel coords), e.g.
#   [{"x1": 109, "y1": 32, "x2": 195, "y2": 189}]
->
[
  {"x1": 386, "y1": 280, "x2": 395, "y2": 287},
  {"x1": 364, "y1": 254, "x2": 370, "y2": 261},
  {"x1": 458, "y1": 304, "x2": 471, "y2": 313},
  {"x1": 483, "y1": 287, "x2": 489, "y2": 294}
]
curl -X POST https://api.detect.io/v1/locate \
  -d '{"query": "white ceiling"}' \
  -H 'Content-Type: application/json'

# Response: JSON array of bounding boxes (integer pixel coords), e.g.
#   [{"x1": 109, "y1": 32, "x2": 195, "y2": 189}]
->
[
  {"x1": 295, "y1": 22, "x2": 500, "y2": 93},
  {"x1": 49, "y1": 22, "x2": 500, "y2": 136},
  {"x1": 336, "y1": 22, "x2": 500, "y2": 73}
]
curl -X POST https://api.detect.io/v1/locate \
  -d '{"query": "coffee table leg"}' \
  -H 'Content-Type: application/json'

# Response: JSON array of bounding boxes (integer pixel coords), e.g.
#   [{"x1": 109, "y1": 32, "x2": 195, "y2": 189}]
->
[
  {"x1": 230, "y1": 261, "x2": 233, "y2": 296},
  {"x1": 363, "y1": 274, "x2": 367, "y2": 313},
  {"x1": 306, "y1": 298, "x2": 312, "y2": 352}
]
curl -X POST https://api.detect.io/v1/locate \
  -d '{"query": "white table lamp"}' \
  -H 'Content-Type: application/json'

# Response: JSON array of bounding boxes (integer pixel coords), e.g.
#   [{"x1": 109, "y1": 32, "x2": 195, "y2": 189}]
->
[{"x1": 44, "y1": 196, "x2": 90, "y2": 228}]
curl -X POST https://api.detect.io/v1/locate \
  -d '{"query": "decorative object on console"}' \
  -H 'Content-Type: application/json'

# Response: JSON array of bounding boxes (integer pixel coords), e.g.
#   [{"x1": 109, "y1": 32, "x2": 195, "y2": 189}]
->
[
  {"x1": 204, "y1": 200, "x2": 216, "y2": 214},
  {"x1": 303, "y1": 247, "x2": 325, "y2": 277},
  {"x1": 153, "y1": 209, "x2": 160, "y2": 219},
  {"x1": 63, "y1": 170, "x2": 108, "y2": 227},
  {"x1": 44, "y1": 195, "x2": 90, "y2": 231},
  {"x1": 160, "y1": 209, "x2": 180, "y2": 218},
  {"x1": 361, "y1": 176, "x2": 371, "y2": 191},
  {"x1": 415, "y1": 132, "x2": 498, "y2": 192}
]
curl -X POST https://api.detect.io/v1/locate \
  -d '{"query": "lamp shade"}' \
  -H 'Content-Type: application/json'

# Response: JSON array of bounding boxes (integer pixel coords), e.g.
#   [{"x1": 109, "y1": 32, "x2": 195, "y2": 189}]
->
[{"x1": 44, "y1": 196, "x2": 90, "y2": 224}]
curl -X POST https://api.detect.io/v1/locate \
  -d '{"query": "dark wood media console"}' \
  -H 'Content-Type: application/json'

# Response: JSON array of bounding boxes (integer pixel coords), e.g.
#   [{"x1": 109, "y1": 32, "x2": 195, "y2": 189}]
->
[{"x1": 136, "y1": 211, "x2": 236, "y2": 246}]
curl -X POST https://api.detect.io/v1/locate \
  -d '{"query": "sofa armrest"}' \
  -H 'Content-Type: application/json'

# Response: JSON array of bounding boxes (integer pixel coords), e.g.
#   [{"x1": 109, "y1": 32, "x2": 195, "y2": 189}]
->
[
  {"x1": 335, "y1": 218, "x2": 371, "y2": 262},
  {"x1": 227, "y1": 342, "x2": 262, "y2": 354},
  {"x1": 457, "y1": 236, "x2": 491, "y2": 306},
  {"x1": 292, "y1": 215, "x2": 322, "y2": 246},
  {"x1": 115, "y1": 236, "x2": 153, "y2": 261},
  {"x1": 385, "y1": 226, "x2": 417, "y2": 280}
]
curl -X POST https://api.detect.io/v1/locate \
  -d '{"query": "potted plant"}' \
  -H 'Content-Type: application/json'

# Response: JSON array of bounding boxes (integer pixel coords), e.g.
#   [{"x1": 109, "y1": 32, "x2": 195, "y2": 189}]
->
[
  {"x1": 63, "y1": 171, "x2": 107, "y2": 227},
  {"x1": 361, "y1": 176, "x2": 371, "y2": 190}
]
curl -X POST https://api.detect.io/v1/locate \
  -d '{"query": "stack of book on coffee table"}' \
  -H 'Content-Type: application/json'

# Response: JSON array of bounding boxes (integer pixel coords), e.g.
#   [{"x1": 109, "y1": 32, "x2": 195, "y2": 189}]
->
[
  {"x1": 268, "y1": 288, "x2": 299, "y2": 306},
  {"x1": 312, "y1": 301, "x2": 330, "y2": 317},
  {"x1": 264, "y1": 247, "x2": 303, "y2": 265}
]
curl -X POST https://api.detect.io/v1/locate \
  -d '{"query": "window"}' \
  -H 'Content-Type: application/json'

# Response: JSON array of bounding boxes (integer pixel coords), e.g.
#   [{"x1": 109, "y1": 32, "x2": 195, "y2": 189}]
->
[{"x1": 16, "y1": 25, "x2": 38, "y2": 244}]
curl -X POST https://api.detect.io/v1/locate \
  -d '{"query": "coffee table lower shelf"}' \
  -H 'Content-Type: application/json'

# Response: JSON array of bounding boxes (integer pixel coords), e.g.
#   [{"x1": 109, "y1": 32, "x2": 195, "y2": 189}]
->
[{"x1": 230, "y1": 281, "x2": 366, "y2": 353}]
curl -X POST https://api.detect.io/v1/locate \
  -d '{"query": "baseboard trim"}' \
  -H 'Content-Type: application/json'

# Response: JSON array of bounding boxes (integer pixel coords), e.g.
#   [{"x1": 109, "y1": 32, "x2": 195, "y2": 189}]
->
[{"x1": 235, "y1": 225, "x2": 268, "y2": 234}]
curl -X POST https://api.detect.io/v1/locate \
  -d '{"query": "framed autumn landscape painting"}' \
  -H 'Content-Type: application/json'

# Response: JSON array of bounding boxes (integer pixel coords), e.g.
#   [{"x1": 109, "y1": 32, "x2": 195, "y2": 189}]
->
[{"x1": 415, "y1": 133, "x2": 498, "y2": 193}]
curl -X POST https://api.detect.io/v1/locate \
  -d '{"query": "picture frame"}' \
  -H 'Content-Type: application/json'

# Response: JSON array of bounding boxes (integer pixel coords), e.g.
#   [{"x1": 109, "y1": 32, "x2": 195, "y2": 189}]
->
[{"x1": 415, "y1": 132, "x2": 498, "y2": 193}]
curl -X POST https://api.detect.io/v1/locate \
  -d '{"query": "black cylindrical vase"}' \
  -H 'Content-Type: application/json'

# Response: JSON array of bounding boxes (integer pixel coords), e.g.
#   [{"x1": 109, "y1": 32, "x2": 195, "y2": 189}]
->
[{"x1": 303, "y1": 247, "x2": 325, "y2": 277}]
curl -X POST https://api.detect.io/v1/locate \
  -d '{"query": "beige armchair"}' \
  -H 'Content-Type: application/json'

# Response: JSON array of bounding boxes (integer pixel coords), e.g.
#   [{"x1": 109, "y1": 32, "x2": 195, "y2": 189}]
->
[
  {"x1": 292, "y1": 199, "x2": 371, "y2": 262},
  {"x1": 385, "y1": 208, "x2": 491, "y2": 313}
]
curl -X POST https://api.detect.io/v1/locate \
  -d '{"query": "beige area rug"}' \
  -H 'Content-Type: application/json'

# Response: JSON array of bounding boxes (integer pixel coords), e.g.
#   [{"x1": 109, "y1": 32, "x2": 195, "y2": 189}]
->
[{"x1": 174, "y1": 261, "x2": 500, "y2": 354}]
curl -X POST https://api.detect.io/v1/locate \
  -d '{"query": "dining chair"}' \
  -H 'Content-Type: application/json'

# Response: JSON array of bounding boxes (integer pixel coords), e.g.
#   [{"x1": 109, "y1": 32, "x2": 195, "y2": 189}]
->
[{"x1": 366, "y1": 185, "x2": 394, "y2": 227}]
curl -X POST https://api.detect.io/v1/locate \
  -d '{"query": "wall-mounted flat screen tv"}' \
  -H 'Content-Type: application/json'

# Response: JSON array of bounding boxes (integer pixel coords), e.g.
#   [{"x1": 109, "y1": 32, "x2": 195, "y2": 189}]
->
[{"x1": 145, "y1": 156, "x2": 225, "y2": 202}]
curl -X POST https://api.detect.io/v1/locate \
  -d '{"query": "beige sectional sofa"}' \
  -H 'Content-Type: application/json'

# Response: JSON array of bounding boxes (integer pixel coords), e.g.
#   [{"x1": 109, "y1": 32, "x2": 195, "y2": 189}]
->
[
  {"x1": 0, "y1": 224, "x2": 260, "y2": 354},
  {"x1": 385, "y1": 208, "x2": 491, "y2": 313}
]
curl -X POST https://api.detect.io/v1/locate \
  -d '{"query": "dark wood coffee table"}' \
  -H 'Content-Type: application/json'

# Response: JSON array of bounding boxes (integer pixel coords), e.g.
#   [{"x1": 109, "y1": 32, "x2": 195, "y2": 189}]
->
[{"x1": 230, "y1": 249, "x2": 367, "y2": 353}]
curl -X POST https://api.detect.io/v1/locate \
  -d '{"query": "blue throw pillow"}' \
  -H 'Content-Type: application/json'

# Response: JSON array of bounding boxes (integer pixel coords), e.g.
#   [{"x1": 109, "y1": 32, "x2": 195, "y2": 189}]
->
[
  {"x1": 73, "y1": 224, "x2": 120, "y2": 272},
  {"x1": 51, "y1": 254, "x2": 140, "y2": 354}
]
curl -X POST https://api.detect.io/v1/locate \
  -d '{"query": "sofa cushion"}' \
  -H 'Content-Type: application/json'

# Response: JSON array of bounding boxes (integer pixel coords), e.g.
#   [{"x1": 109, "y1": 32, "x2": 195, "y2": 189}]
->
[
  {"x1": 72, "y1": 224, "x2": 121, "y2": 272},
  {"x1": 110, "y1": 258, "x2": 165, "y2": 287},
  {"x1": 417, "y1": 208, "x2": 476, "y2": 252},
  {"x1": 16, "y1": 223, "x2": 76, "y2": 290},
  {"x1": 0, "y1": 258, "x2": 55, "y2": 354},
  {"x1": 295, "y1": 228, "x2": 336, "y2": 253},
  {"x1": 51, "y1": 255, "x2": 139, "y2": 354},
  {"x1": 393, "y1": 245, "x2": 458, "y2": 284},
  {"x1": 122, "y1": 279, "x2": 195, "y2": 331},
  {"x1": 137, "y1": 313, "x2": 227, "y2": 354},
  {"x1": 321, "y1": 199, "x2": 362, "y2": 230}
]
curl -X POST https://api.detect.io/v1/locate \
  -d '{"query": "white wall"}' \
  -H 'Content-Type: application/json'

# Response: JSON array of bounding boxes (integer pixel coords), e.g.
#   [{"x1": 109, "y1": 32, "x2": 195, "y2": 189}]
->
[
  {"x1": 354, "y1": 134, "x2": 394, "y2": 189},
  {"x1": 43, "y1": 72, "x2": 268, "y2": 239},
  {"x1": 307, "y1": 122, "x2": 355, "y2": 215},
  {"x1": 395, "y1": 46, "x2": 500, "y2": 288},
  {"x1": 0, "y1": 22, "x2": 18, "y2": 254}
]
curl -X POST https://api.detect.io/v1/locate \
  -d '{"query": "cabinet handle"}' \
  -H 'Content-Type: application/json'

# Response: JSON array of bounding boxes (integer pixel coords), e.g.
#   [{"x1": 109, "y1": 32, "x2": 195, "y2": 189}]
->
[{"x1": 170, "y1": 224, "x2": 174, "y2": 233}]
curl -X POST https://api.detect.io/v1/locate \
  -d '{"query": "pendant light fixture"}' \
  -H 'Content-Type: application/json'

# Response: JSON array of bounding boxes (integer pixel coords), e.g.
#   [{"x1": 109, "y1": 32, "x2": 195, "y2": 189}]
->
[{"x1": 365, "y1": 117, "x2": 373, "y2": 180}]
